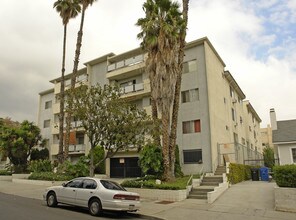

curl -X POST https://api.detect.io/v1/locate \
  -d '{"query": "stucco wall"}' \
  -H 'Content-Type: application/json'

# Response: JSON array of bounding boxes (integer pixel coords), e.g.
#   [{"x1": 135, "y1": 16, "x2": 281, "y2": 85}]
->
[{"x1": 278, "y1": 143, "x2": 296, "y2": 165}]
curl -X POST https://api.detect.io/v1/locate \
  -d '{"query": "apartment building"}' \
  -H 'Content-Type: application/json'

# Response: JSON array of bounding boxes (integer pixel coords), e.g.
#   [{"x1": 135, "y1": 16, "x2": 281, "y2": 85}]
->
[{"x1": 37, "y1": 37, "x2": 262, "y2": 177}]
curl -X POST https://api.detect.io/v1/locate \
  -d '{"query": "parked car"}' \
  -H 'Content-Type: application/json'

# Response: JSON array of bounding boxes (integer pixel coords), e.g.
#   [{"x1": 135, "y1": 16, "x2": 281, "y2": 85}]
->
[{"x1": 43, "y1": 177, "x2": 140, "y2": 216}]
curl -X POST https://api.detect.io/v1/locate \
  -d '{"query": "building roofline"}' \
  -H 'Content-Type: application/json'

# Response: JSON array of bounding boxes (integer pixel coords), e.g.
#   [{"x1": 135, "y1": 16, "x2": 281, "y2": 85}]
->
[
  {"x1": 244, "y1": 100, "x2": 262, "y2": 123},
  {"x1": 84, "y1": 53, "x2": 115, "y2": 65},
  {"x1": 108, "y1": 47, "x2": 144, "y2": 63},
  {"x1": 224, "y1": 70, "x2": 246, "y2": 99},
  {"x1": 39, "y1": 88, "x2": 54, "y2": 96},
  {"x1": 49, "y1": 67, "x2": 87, "y2": 83},
  {"x1": 185, "y1": 37, "x2": 226, "y2": 67}
]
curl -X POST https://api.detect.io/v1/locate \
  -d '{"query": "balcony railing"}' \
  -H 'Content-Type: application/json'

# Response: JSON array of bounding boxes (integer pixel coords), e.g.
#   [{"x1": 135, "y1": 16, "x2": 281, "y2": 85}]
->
[
  {"x1": 120, "y1": 83, "x2": 144, "y2": 94},
  {"x1": 69, "y1": 144, "x2": 85, "y2": 153},
  {"x1": 107, "y1": 54, "x2": 144, "y2": 72}
]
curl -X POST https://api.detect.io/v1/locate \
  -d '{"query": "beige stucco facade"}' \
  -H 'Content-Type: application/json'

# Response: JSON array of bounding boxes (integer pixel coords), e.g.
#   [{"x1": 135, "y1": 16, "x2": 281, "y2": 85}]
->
[{"x1": 38, "y1": 37, "x2": 263, "y2": 177}]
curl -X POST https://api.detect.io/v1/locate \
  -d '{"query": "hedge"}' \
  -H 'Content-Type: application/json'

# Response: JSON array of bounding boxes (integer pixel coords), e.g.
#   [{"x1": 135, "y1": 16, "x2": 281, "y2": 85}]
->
[
  {"x1": 121, "y1": 176, "x2": 190, "y2": 190},
  {"x1": 0, "y1": 170, "x2": 12, "y2": 176},
  {"x1": 227, "y1": 163, "x2": 252, "y2": 184},
  {"x1": 273, "y1": 164, "x2": 296, "y2": 188},
  {"x1": 28, "y1": 172, "x2": 73, "y2": 181}
]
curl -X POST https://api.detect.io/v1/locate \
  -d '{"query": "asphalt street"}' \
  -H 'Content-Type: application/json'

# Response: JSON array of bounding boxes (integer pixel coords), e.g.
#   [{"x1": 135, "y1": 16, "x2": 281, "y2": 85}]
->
[{"x1": 0, "y1": 193, "x2": 144, "y2": 220}]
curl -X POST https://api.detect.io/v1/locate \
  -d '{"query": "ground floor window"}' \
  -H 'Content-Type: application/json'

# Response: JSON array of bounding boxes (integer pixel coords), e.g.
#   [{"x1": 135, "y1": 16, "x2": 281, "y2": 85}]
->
[
  {"x1": 183, "y1": 149, "x2": 202, "y2": 164},
  {"x1": 292, "y1": 148, "x2": 296, "y2": 163}
]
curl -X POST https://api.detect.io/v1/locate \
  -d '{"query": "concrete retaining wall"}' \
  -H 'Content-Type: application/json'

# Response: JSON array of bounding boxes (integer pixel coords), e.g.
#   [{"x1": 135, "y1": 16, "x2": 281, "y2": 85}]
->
[
  {"x1": 12, "y1": 178, "x2": 64, "y2": 186},
  {"x1": 275, "y1": 186, "x2": 296, "y2": 213},
  {"x1": 125, "y1": 187, "x2": 191, "y2": 202},
  {"x1": 12, "y1": 174, "x2": 31, "y2": 179},
  {"x1": 0, "y1": 176, "x2": 12, "y2": 181}
]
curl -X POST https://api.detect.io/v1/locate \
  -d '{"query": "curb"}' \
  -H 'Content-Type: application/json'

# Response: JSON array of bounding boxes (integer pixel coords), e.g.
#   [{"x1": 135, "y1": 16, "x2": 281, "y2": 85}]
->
[{"x1": 128, "y1": 212, "x2": 164, "y2": 220}]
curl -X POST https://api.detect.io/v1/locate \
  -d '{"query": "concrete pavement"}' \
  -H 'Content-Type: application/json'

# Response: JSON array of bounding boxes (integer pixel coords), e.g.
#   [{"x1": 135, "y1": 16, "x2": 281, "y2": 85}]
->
[{"x1": 1, "y1": 179, "x2": 296, "y2": 220}]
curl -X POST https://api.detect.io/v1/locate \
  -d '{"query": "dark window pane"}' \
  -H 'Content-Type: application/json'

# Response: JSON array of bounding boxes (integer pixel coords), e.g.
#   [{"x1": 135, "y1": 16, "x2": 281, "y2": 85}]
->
[{"x1": 183, "y1": 150, "x2": 202, "y2": 164}]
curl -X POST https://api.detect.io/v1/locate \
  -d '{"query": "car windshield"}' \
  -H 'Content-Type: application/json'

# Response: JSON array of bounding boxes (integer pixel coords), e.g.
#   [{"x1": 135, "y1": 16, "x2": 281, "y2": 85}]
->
[{"x1": 100, "y1": 180, "x2": 126, "y2": 191}]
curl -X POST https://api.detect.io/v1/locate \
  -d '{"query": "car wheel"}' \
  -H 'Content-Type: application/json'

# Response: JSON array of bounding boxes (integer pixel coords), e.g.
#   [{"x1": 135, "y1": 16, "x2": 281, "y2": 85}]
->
[
  {"x1": 89, "y1": 198, "x2": 102, "y2": 216},
  {"x1": 47, "y1": 192, "x2": 57, "y2": 207}
]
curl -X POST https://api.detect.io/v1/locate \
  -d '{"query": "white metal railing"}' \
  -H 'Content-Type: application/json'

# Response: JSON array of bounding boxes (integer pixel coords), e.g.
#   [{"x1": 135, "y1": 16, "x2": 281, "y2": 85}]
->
[
  {"x1": 69, "y1": 144, "x2": 85, "y2": 152},
  {"x1": 120, "y1": 83, "x2": 144, "y2": 94},
  {"x1": 107, "y1": 54, "x2": 144, "y2": 72}
]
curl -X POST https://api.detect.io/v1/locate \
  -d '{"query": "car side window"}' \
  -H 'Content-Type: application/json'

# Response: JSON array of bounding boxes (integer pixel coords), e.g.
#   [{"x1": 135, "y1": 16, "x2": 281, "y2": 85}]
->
[
  {"x1": 66, "y1": 179, "x2": 83, "y2": 188},
  {"x1": 82, "y1": 179, "x2": 97, "y2": 189}
]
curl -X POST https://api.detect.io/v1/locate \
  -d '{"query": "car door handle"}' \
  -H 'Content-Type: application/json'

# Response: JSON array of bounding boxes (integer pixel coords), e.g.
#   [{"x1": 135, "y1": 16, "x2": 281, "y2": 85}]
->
[
  {"x1": 90, "y1": 192, "x2": 93, "y2": 194},
  {"x1": 73, "y1": 190, "x2": 76, "y2": 192}
]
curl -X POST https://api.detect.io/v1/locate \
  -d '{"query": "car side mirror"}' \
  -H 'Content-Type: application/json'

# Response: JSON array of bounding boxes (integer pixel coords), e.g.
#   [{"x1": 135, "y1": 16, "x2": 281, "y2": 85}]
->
[{"x1": 62, "y1": 183, "x2": 66, "y2": 187}]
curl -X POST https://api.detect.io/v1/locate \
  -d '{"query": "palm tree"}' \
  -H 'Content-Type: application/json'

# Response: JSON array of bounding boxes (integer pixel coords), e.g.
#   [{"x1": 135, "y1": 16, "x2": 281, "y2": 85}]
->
[
  {"x1": 53, "y1": 0, "x2": 81, "y2": 164},
  {"x1": 169, "y1": 0, "x2": 189, "y2": 177},
  {"x1": 64, "y1": 0, "x2": 97, "y2": 161},
  {"x1": 137, "y1": 0, "x2": 184, "y2": 181}
]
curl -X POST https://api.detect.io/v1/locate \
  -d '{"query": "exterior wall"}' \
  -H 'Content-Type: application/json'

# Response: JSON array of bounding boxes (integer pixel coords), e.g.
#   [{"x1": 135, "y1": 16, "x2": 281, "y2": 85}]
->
[
  {"x1": 37, "y1": 90, "x2": 54, "y2": 159},
  {"x1": 277, "y1": 143, "x2": 296, "y2": 165},
  {"x1": 204, "y1": 41, "x2": 229, "y2": 172},
  {"x1": 38, "y1": 37, "x2": 263, "y2": 177}
]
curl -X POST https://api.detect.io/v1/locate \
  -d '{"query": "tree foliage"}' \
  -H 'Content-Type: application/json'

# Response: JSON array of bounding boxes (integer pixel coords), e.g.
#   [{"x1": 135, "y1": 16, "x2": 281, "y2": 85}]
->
[
  {"x1": 136, "y1": 0, "x2": 189, "y2": 181},
  {"x1": 263, "y1": 145, "x2": 275, "y2": 168},
  {"x1": 0, "y1": 120, "x2": 44, "y2": 173},
  {"x1": 139, "y1": 144, "x2": 163, "y2": 177},
  {"x1": 66, "y1": 84, "x2": 152, "y2": 176}
]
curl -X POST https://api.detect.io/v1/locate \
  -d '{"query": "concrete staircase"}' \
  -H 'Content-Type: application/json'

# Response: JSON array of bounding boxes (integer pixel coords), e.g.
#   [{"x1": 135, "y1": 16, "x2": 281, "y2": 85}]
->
[{"x1": 188, "y1": 166, "x2": 226, "y2": 200}]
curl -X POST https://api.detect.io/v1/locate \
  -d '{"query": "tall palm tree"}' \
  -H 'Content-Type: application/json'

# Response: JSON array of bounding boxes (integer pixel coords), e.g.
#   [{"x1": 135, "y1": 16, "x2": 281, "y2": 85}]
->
[
  {"x1": 53, "y1": 0, "x2": 81, "y2": 164},
  {"x1": 137, "y1": 0, "x2": 184, "y2": 181},
  {"x1": 64, "y1": 0, "x2": 97, "y2": 161},
  {"x1": 169, "y1": 0, "x2": 189, "y2": 177}
]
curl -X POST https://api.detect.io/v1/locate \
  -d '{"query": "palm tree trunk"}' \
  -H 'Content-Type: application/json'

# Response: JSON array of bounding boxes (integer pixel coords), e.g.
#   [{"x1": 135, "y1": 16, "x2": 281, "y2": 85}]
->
[
  {"x1": 151, "y1": 99, "x2": 161, "y2": 146},
  {"x1": 169, "y1": 0, "x2": 189, "y2": 176},
  {"x1": 64, "y1": 7, "x2": 86, "y2": 161},
  {"x1": 58, "y1": 24, "x2": 67, "y2": 164},
  {"x1": 162, "y1": 108, "x2": 173, "y2": 181}
]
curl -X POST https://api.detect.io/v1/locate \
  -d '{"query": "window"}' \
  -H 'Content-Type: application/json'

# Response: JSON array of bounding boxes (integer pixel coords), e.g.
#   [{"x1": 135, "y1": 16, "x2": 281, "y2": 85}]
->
[
  {"x1": 183, "y1": 149, "x2": 202, "y2": 164},
  {"x1": 230, "y1": 86, "x2": 234, "y2": 97},
  {"x1": 181, "y1": 88, "x2": 199, "y2": 103},
  {"x1": 183, "y1": 60, "x2": 197, "y2": 74},
  {"x1": 182, "y1": 120, "x2": 201, "y2": 134},
  {"x1": 43, "y1": 120, "x2": 50, "y2": 128},
  {"x1": 82, "y1": 179, "x2": 97, "y2": 189},
  {"x1": 241, "y1": 138, "x2": 246, "y2": 145},
  {"x1": 66, "y1": 179, "x2": 83, "y2": 188},
  {"x1": 76, "y1": 133, "x2": 85, "y2": 144},
  {"x1": 45, "y1": 101, "x2": 52, "y2": 109},
  {"x1": 292, "y1": 148, "x2": 296, "y2": 163},
  {"x1": 231, "y1": 108, "x2": 236, "y2": 121}
]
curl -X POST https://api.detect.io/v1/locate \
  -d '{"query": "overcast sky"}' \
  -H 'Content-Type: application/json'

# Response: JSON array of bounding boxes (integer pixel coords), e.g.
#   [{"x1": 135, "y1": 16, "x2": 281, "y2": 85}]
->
[{"x1": 0, "y1": 0, "x2": 295, "y2": 127}]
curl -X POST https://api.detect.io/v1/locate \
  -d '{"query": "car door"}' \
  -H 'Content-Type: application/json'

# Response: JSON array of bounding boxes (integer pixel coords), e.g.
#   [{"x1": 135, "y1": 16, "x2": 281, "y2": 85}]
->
[
  {"x1": 75, "y1": 179, "x2": 97, "y2": 207},
  {"x1": 58, "y1": 179, "x2": 83, "y2": 205}
]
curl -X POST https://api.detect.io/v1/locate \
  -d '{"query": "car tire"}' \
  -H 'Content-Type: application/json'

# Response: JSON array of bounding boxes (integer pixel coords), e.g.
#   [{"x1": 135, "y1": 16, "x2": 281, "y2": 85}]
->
[
  {"x1": 89, "y1": 198, "x2": 102, "y2": 216},
  {"x1": 47, "y1": 192, "x2": 58, "y2": 207}
]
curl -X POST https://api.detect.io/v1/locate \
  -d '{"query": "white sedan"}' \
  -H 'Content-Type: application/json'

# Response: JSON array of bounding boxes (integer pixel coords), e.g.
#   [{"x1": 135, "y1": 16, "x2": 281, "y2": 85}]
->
[{"x1": 43, "y1": 177, "x2": 140, "y2": 216}]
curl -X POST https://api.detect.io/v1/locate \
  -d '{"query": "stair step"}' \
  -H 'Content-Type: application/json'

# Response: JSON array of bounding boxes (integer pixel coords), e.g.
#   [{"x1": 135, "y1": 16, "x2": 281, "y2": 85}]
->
[
  {"x1": 201, "y1": 182, "x2": 220, "y2": 186},
  {"x1": 188, "y1": 194, "x2": 207, "y2": 199},
  {"x1": 192, "y1": 186, "x2": 215, "y2": 192},
  {"x1": 190, "y1": 191, "x2": 207, "y2": 195},
  {"x1": 203, "y1": 177, "x2": 223, "y2": 182}
]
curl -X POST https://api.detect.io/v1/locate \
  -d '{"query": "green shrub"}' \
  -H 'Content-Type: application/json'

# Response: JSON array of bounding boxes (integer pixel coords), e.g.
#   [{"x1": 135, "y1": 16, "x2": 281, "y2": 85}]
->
[
  {"x1": 29, "y1": 159, "x2": 52, "y2": 173},
  {"x1": 0, "y1": 170, "x2": 12, "y2": 176},
  {"x1": 139, "y1": 144, "x2": 163, "y2": 176},
  {"x1": 88, "y1": 146, "x2": 105, "y2": 174},
  {"x1": 121, "y1": 176, "x2": 190, "y2": 190},
  {"x1": 227, "y1": 163, "x2": 252, "y2": 184},
  {"x1": 28, "y1": 172, "x2": 73, "y2": 181},
  {"x1": 57, "y1": 156, "x2": 89, "y2": 178},
  {"x1": 273, "y1": 164, "x2": 296, "y2": 188},
  {"x1": 30, "y1": 148, "x2": 49, "y2": 161}
]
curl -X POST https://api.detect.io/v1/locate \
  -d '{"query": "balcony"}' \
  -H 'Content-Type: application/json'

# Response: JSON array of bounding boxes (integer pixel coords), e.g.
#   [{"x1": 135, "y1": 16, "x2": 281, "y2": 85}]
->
[
  {"x1": 52, "y1": 102, "x2": 60, "y2": 114},
  {"x1": 69, "y1": 144, "x2": 86, "y2": 154},
  {"x1": 107, "y1": 55, "x2": 145, "y2": 80},
  {"x1": 120, "y1": 81, "x2": 151, "y2": 101},
  {"x1": 54, "y1": 79, "x2": 88, "y2": 95}
]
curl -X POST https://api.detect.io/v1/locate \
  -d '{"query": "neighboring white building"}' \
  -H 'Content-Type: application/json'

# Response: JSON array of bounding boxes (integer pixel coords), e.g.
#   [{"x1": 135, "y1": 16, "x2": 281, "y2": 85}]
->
[
  {"x1": 270, "y1": 108, "x2": 296, "y2": 165},
  {"x1": 38, "y1": 37, "x2": 263, "y2": 177}
]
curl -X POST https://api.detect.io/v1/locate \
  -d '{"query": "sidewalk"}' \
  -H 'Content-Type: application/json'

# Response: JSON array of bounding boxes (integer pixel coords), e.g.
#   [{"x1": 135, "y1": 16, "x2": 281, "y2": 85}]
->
[{"x1": 1, "y1": 179, "x2": 296, "y2": 220}]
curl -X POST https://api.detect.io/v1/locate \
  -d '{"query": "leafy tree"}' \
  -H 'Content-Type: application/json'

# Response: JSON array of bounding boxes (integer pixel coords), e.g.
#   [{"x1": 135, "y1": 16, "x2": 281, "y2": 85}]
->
[
  {"x1": 263, "y1": 145, "x2": 275, "y2": 168},
  {"x1": 64, "y1": 0, "x2": 98, "y2": 160},
  {"x1": 88, "y1": 146, "x2": 105, "y2": 174},
  {"x1": 66, "y1": 84, "x2": 152, "y2": 176},
  {"x1": 30, "y1": 148, "x2": 49, "y2": 161},
  {"x1": 137, "y1": 0, "x2": 189, "y2": 181},
  {"x1": 0, "y1": 120, "x2": 44, "y2": 173},
  {"x1": 139, "y1": 144, "x2": 163, "y2": 177},
  {"x1": 53, "y1": 0, "x2": 81, "y2": 164}
]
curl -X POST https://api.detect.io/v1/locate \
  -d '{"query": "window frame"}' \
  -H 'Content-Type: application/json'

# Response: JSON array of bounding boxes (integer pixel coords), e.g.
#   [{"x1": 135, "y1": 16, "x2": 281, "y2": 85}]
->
[
  {"x1": 45, "y1": 100, "x2": 52, "y2": 109},
  {"x1": 291, "y1": 148, "x2": 296, "y2": 163},
  {"x1": 43, "y1": 119, "x2": 50, "y2": 128},
  {"x1": 183, "y1": 149, "x2": 203, "y2": 164}
]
